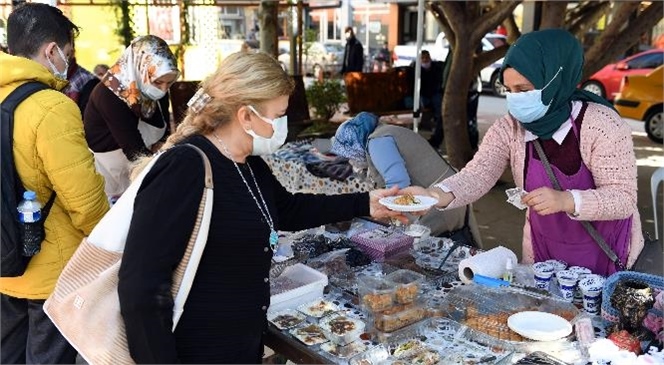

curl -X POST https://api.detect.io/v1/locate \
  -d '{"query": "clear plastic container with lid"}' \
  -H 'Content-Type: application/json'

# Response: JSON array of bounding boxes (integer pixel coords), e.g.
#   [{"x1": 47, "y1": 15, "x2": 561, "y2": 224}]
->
[
  {"x1": 357, "y1": 275, "x2": 395, "y2": 312},
  {"x1": 386, "y1": 269, "x2": 425, "y2": 304},
  {"x1": 318, "y1": 313, "x2": 366, "y2": 345},
  {"x1": 373, "y1": 302, "x2": 427, "y2": 332}
]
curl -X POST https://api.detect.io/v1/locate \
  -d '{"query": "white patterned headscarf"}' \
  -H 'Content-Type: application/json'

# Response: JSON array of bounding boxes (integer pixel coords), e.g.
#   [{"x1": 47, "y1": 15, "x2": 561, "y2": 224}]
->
[{"x1": 102, "y1": 35, "x2": 179, "y2": 118}]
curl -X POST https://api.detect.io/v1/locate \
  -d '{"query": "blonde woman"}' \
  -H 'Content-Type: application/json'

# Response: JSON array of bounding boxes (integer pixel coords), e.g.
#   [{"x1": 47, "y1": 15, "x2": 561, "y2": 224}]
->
[{"x1": 117, "y1": 51, "x2": 404, "y2": 364}]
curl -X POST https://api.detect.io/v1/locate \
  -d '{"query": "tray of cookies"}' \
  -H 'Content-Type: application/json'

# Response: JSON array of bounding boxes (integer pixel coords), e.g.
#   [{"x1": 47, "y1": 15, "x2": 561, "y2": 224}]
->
[{"x1": 436, "y1": 285, "x2": 580, "y2": 351}]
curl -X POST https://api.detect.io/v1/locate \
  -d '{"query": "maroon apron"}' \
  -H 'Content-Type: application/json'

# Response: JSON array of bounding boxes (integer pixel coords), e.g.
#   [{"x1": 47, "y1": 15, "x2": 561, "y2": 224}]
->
[{"x1": 525, "y1": 109, "x2": 632, "y2": 276}]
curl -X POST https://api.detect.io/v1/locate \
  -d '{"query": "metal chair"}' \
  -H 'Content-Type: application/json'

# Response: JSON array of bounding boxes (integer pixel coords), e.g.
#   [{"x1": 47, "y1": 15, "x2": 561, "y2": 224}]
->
[{"x1": 652, "y1": 166, "x2": 664, "y2": 240}]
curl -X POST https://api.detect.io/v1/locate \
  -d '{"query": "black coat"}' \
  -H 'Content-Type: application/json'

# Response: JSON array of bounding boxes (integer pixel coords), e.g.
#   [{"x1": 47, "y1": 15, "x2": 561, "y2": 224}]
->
[{"x1": 342, "y1": 37, "x2": 364, "y2": 73}]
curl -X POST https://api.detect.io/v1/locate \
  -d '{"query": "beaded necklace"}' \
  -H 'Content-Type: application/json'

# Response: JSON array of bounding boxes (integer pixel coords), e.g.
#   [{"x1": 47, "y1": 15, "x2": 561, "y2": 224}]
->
[{"x1": 213, "y1": 133, "x2": 279, "y2": 251}]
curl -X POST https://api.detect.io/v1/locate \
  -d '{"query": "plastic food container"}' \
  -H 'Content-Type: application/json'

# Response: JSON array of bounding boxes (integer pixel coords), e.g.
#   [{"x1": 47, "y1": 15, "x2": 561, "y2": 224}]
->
[
  {"x1": 358, "y1": 275, "x2": 395, "y2": 312},
  {"x1": 386, "y1": 269, "x2": 425, "y2": 304},
  {"x1": 297, "y1": 298, "x2": 339, "y2": 319},
  {"x1": 319, "y1": 314, "x2": 366, "y2": 346},
  {"x1": 320, "y1": 341, "x2": 367, "y2": 359},
  {"x1": 267, "y1": 309, "x2": 306, "y2": 330},
  {"x1": 349, "y1": 344, "x2": 390, "y2": 365},
  {"x1": 350, "y1": 229, "x2": 414, "y2": 262},
  {"x1": 269, "y1": 263, "x2": 328, "y2": 313},
  {"x1": 373, "y1": 303, "x2": 426, "y2": 332}
]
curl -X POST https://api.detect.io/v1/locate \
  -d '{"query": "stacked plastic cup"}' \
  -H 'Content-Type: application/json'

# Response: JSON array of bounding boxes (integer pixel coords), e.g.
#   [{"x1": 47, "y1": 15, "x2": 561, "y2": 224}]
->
[
  {"x1": 568, "y1": 266, "x2": 592, "y2": 305},
  {"x1": 555, "y1": 270, "x2": 579, "y2": 302},
  {"x1": 578, "y1": 274, "x2": 606, "y2": 315},
  {"x1": 532, "y1": 262, "x2": 555, "y2": 291}
]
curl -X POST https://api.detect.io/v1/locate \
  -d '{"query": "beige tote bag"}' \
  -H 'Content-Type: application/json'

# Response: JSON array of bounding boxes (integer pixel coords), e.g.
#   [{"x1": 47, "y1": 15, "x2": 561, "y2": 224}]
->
[{"x1": 43, "y1": 144, "x2": 214, "y2": 365}]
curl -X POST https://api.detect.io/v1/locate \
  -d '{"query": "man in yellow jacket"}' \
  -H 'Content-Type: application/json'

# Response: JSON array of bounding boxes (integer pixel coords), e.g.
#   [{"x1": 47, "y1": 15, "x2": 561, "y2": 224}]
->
[{"x1": 0, "y1": 4, "x2": 109, "y2": 364}]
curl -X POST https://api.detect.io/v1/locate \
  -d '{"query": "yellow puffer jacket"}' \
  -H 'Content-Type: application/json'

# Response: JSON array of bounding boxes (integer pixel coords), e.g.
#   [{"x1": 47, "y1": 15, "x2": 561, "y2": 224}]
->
[{"x1": 0, "y1": 53, "x2": 109, "y2": 299}]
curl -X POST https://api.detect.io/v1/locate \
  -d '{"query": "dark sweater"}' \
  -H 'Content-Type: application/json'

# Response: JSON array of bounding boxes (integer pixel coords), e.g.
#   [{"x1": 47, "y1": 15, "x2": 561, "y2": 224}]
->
[
  {"x1": 84, "y1": 83, "x2": 170, "y2": 160},
  {"x1": 118, "y1": 135, "x2": 370, "y2": 364}
]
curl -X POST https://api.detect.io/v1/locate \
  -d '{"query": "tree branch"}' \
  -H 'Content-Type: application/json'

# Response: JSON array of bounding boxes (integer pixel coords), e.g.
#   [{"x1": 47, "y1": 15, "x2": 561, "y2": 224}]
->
[
  {"x1": 470, "y1": 1, "x2": 522, "y2": 44},
  {"x1": 437, "y1": 0, "x2": 468, "y2": 36},
  {"x1": 583, "y1": 1, "x2": 663, "y2": 79},
  {"x1": 474, "y1": 44, "x2": 509, "y2": 73},
  {"x1": 567, "y1": 2, "x2": 611, "y2": 38},
  {"x1": 504, "y1": 13, "x2": 521, "y2": 43},
  {"x1": 424, "y1": 2, "x2": 455, "y2": 47}
]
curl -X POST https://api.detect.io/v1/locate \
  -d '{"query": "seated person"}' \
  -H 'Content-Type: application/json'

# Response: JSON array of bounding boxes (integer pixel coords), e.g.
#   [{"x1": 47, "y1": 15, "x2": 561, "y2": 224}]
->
[{"x1": 330, "y1": 112, "x2": 482, "y2": 247}]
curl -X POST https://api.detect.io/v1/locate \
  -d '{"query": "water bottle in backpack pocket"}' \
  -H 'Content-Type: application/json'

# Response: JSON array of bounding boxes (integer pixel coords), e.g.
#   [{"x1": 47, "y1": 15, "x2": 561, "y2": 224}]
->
[{"x1": 18, "y1": 190, "x2": 45, "y2": 256}]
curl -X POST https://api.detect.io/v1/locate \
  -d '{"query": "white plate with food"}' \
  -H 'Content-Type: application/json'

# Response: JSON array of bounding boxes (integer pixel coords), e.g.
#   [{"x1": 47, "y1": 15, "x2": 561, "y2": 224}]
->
[
  {"x1": 507, "y1": 311, "x2": 572, "y2": 341},
  {"x1": 267, "y1": 309, "x2": 306, "y2": 330},
  {"x1": 378, "y1": 194, "x2": 437, "y2": 212}
]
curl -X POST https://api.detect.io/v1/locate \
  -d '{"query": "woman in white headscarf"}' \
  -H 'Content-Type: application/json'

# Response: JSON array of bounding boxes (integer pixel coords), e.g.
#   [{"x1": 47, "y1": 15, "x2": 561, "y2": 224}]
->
[{"x1": 84, "y1": 35, "x2": 179, "y2": 201}]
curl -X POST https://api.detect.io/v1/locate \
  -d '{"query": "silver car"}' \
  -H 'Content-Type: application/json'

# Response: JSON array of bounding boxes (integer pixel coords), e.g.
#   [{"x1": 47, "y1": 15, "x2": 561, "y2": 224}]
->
[{"x1": 279, "y1": 41, "x2": 344, "y2": 77}]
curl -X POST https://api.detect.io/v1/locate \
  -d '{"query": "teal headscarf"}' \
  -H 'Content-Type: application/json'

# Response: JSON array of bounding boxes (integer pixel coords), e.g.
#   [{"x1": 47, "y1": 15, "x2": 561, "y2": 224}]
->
[{"x1": 500, "y1": 29, "x2": 615, "y2": 139}]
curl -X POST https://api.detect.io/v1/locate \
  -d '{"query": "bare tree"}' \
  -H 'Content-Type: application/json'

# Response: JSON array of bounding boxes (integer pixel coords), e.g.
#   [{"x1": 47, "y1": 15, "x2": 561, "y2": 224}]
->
[
  {"x1": 428, "y1": 0, "x2": 662, "y2": 168},
  {"x1": 428, "y1": 1, "x2": 520, "y2": 169}
]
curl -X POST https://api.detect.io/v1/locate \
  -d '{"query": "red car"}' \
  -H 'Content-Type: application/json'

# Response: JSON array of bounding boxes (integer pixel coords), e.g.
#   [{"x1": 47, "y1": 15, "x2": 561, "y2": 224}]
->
[{"x1": 581, "y1": 49, "x2": 663, "y2": 101}]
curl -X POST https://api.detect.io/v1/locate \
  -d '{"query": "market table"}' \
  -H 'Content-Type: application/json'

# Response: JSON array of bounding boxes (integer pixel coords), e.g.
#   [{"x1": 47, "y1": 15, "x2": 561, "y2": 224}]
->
[{"x1": 265, "y1": 227, "x2": 587, "y2": 364}]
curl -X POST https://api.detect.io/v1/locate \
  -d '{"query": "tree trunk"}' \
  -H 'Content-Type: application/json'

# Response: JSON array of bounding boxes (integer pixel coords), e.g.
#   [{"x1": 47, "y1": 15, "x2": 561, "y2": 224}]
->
[
  {"x1": 429, "y1": 1, "x2": 520, "y2": 168},
  {"x1": 540, "y1": 1, "x2": 568, "y2": 29},
  {"x1": 583, "y1": 1, "x2": 663, "y2": 80},
  {"x1": 259, "y1": 0, "x2": 279, "y2": 58},
  {"x1": 443, "y1": 44, "x2": 475, "y2": 169}
]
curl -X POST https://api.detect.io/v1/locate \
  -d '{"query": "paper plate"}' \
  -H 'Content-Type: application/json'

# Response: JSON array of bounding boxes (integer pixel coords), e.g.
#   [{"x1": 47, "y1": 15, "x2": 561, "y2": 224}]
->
[
  {"x1": 507, "y1": 311, "x2": 572, "y2": 342},
  {"x1": 378, "y1": 195, "x2": 438, "y2": 212}
]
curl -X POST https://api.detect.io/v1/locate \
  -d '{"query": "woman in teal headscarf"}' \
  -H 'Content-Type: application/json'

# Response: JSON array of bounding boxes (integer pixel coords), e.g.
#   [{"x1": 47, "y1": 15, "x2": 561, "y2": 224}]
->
[{"x1": 402, "y1": 29, "x2": 643, "y2": 276}]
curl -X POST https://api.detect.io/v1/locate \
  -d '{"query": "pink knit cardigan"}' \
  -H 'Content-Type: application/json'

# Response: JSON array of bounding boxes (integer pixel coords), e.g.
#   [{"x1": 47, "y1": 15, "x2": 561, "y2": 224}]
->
[{"x1": 437, "y1": 102, "x2": 643, "y2": 267}]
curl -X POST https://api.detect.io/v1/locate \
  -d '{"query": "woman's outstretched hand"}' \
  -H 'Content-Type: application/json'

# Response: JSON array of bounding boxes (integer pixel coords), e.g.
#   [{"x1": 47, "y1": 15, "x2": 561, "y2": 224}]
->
[
  {"x1": 369, "y1": 186, "x2": 409, "y2": 224},
  {"x1": 522, "y1": 187, "x2": 575, "y2": 216}
]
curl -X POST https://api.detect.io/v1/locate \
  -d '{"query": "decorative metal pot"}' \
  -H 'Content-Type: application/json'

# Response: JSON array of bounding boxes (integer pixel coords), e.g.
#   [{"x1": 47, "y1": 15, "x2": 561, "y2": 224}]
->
[{"x1": 610, "y1": 280, "x2": 655, "y2": 335}]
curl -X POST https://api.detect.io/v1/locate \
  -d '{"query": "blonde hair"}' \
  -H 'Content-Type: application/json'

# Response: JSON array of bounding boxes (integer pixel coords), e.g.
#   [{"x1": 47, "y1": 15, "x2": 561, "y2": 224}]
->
[{"x1": 131, "y1": 51, "x2": 294, "y2": 179}]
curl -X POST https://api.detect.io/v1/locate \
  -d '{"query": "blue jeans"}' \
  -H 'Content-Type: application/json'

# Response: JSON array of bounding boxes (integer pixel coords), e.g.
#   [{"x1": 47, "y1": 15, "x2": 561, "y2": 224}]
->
[
  {"x1": 421, "y1": 93, "x2": 443, "y2": 147},
  {"x1": 1, "y1": 294, "x2": 77, "y2": 364}
]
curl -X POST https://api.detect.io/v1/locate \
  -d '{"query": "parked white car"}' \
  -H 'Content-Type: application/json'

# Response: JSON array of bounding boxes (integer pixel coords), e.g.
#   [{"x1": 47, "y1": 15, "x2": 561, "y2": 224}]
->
[{"x1": 393, "y1": 33, "x2": 508, "y2": 97}]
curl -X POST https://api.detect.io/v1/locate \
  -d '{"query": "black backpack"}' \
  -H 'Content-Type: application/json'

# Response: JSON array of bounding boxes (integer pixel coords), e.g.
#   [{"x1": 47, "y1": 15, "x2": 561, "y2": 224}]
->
[{"x1": 1, "y1": 82, "x2": 56, "y2": 277}]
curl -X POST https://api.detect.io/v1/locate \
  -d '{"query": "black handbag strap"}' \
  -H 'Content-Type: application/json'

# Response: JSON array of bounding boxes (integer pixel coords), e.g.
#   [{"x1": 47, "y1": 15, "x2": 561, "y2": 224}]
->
[{"x1": 532, "y1": 140, "x2": 627, "y2": 271}]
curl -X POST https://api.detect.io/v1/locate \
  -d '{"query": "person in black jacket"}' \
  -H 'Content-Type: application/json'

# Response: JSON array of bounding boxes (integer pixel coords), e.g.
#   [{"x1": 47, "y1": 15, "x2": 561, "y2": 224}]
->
[
  {"x1": 415, "y1": 50, "x2": 444, "y2": 147},
  {"x1": 341, "y1": 26, "x2": 364, "y2": 74},
  {"x1": 118, "y1": 51, "x2": 406, "y2": 364}
]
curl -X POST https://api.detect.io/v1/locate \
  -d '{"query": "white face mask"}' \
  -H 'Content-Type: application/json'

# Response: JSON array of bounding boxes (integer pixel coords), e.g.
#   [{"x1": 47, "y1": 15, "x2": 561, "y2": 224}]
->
[
  {"x1": 46, "y1": 45, "x2": 69, "y2": 80},
  {"x1": 246, "y1": 105, "x2": 288, "y2": 156},
  {"x1": 143, "y1": 84, "x2": 167, "y2": 101}
]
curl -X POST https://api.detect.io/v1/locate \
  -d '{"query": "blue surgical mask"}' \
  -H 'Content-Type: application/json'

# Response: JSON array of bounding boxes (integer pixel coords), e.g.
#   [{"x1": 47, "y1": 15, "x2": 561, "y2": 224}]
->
[
  {"x1": 246, "y1": 105, "x2": 288, "y2": 156},
  {"x1": 505, "y1": 67, "x2": 563, "y2": 124}
]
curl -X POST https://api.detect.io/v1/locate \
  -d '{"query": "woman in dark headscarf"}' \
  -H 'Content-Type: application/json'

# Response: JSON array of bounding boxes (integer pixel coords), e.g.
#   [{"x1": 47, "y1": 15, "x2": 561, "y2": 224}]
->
[{"x1": 403, "y1": 29, "x2": 642, "y2": 276}]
